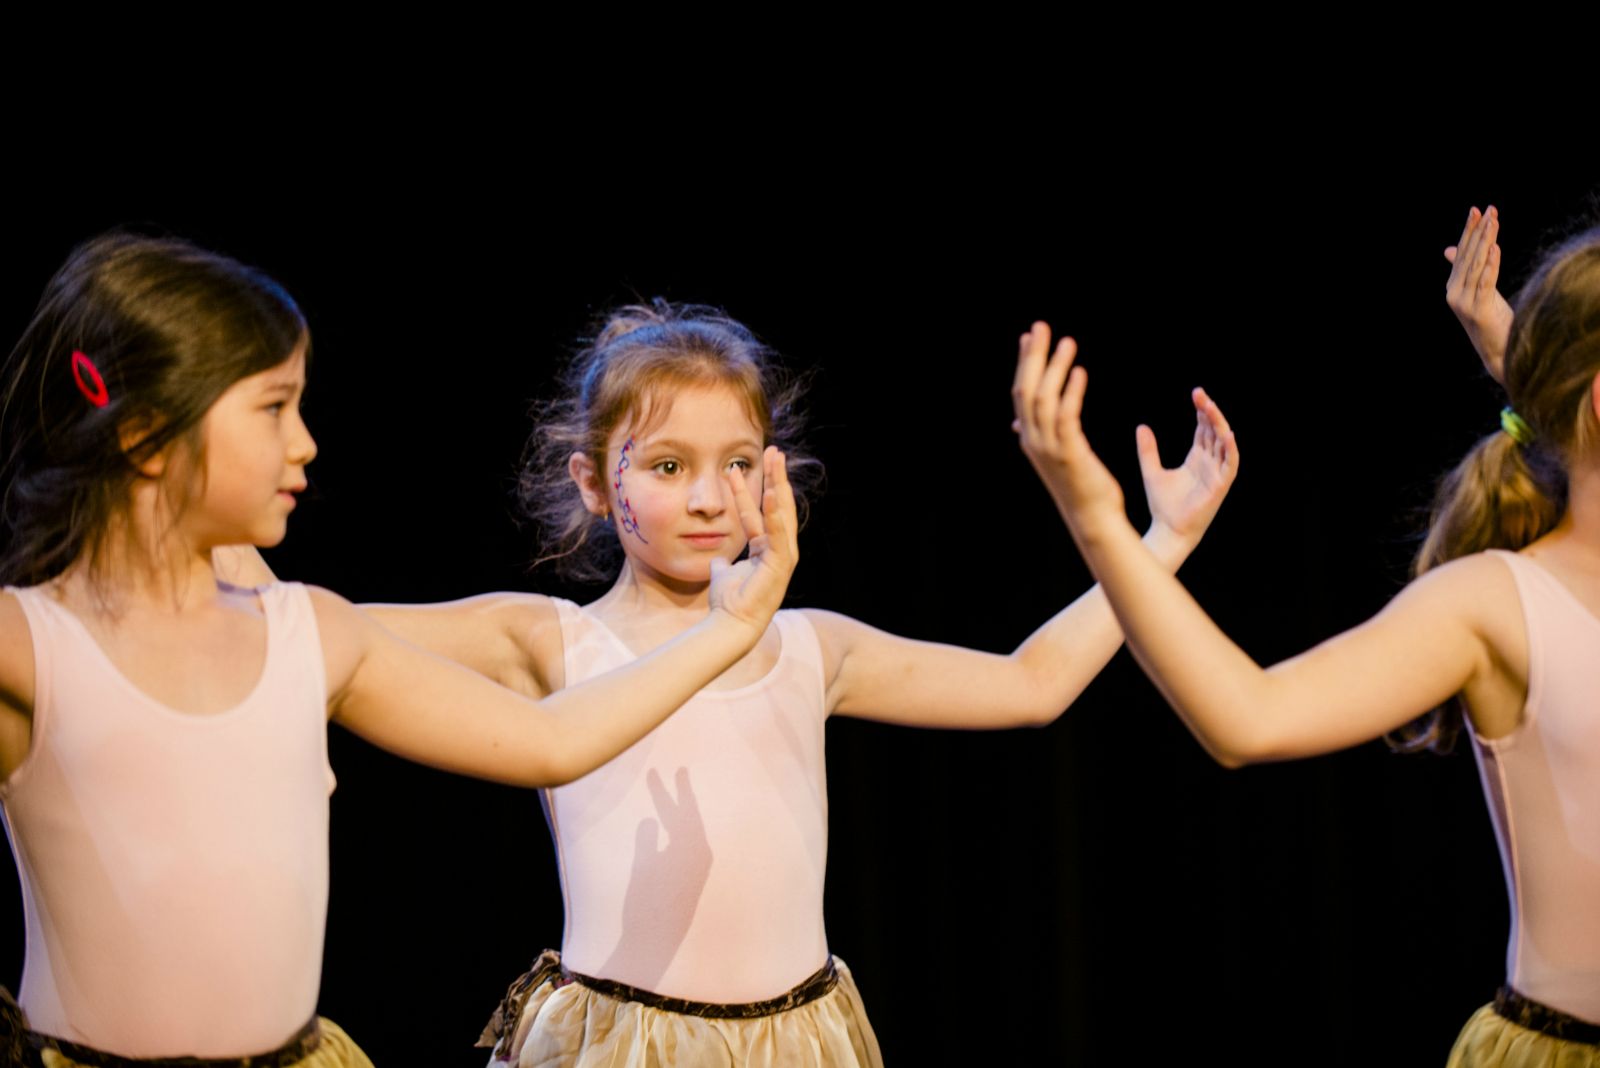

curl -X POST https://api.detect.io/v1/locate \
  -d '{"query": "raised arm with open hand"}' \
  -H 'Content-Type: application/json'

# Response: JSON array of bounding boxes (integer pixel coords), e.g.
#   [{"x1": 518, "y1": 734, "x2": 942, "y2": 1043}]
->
[
  {"x1": 1013, "y1": 328, "x2": 1513, "y2": 767},
  {"x1": 1444, "y1": 205, "x2": 1514, "y2": 383}
]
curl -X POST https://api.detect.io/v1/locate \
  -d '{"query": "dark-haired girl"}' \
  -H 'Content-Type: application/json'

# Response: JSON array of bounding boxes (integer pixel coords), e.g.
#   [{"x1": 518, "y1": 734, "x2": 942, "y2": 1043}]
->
[
  {"x1": 354, "y1": 301, "x2": 1240, "y2": 1067},
  {"x1": 1017, "y1": 207, "x2": 1600, "y2": 1066},
  {"x1": 0, "y1": 237, "x2": 800, "y2": 1067}
]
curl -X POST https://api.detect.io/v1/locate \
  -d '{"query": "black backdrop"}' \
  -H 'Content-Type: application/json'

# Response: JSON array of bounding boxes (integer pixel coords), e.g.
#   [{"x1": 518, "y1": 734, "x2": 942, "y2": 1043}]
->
[{"x1": 2, "y1": 151, "x2": 1596, "y2": 1065}]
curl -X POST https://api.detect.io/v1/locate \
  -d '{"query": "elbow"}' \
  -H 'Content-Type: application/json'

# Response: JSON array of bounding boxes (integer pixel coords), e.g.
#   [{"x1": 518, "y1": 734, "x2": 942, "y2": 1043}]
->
[{"x1": 1202, "y1": 724, "x2": 1283, "y2": 770}]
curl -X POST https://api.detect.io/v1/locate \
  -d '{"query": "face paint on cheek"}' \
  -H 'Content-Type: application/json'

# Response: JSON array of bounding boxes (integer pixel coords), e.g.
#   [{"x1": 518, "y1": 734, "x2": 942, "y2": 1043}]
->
[{"x1": 612, "y1": 436, "x2": 648, "y2": 543}]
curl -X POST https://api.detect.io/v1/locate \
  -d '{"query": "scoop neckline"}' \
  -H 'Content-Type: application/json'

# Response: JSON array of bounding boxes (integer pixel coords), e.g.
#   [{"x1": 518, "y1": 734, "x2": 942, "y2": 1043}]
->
[
  {"x1": 38, "y1": 585, "x2": 275, "y2": 722},
  {"x1": 575, "y1": 602, "x2": 787, "y2": 699}
]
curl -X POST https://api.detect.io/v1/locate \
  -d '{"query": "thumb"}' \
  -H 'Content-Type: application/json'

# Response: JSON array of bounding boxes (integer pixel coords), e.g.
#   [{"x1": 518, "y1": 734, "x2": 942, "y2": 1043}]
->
[
  {"x1": 709, "y1": 556, "x2": 731, "y2": 583},
  {"x1": 1443, "y1": 245, "x2": 1458, "y2": 263},
  {"x1": 1135, "y1": 424, "x2": 1161, "y2": 477}
]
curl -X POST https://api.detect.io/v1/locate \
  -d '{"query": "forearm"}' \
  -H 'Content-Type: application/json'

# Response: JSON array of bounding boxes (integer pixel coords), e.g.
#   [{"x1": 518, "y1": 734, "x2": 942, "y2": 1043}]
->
[
  {"x1": 1008, "y1": 524, "x2": 1200, "y2": 723},
  {"x1": 336, "y1": 606, "x2": 764, "y2": 788},
  {"x1": 1066, "y1": 513, "x2": 1271, "y2": 766},
  {"x1": 530, "y1": 610, "x2": 759, "y2": 782}
]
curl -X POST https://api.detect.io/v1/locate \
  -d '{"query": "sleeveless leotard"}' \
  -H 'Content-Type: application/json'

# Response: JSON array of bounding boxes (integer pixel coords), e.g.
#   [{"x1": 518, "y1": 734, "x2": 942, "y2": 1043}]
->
[
  {"x1": 544, "y1": 600, "x2": 831, "y2": 1004},
  {"x1": 1474, "y1": 551, "x2": 1600, "y2": 1024},
  {"x1": 0, "y1": 582, "x2": 335, "y2": 1057}
]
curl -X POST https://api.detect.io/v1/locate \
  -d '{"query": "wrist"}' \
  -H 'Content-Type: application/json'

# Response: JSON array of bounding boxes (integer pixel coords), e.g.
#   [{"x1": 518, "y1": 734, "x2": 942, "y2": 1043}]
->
[
  {"x1": 1141, "y1": 523, "x2": 1195, "y2": 572},
  {"x1": 703, "y1": 604, "x2": 766, "y2": 651}
]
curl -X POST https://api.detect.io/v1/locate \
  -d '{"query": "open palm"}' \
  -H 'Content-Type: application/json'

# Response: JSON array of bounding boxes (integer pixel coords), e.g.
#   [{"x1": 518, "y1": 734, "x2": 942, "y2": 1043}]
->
[{"x1": 1137, "y1": 388, "x2": 1238, "y2": 546}]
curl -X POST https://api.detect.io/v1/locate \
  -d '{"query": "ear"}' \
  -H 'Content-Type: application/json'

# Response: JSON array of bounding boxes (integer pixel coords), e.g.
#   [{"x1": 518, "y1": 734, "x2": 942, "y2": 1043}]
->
[
  {"x1": 117, "y1": 416, "x2": 171, "y2": 479},
  {"x1": 569, "y1": 451, "x2": 609, "y2": 518}
]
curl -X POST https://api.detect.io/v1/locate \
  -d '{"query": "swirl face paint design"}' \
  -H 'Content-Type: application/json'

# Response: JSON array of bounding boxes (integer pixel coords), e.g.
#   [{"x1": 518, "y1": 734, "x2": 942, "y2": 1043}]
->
[{"x1": 613, "y1": 436, "x2": 648, "y2": 543}]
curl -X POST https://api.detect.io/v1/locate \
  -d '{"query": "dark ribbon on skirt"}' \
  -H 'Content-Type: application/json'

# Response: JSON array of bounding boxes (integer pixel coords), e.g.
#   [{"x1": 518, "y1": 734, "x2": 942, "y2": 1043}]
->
[{"x1": 1493, "y1": 985, "x2": 1600, "y2": 1044}]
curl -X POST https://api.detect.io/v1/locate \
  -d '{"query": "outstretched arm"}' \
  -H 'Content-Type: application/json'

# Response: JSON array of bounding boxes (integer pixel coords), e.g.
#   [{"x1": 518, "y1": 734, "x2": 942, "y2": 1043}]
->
[
  {"x1": 1013, "y1": 330, "x2": 1512, "y2": 765},
  {"x1": 320, "y1": 448, "x2": 799, "y2": 787},
  {"x1": 813, "y1": 325, "x2": 1238, "y2": 730},
  {"x1": 1444, "y1": 205, "x2": 1514, "y2": 383}
]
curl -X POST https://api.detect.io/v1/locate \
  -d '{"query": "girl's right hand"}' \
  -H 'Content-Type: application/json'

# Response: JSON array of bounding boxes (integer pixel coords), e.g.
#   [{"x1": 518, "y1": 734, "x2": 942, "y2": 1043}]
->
[
  {"x1": 708, "y1": 446, "x2": 798, "y2": 638},
  {"x1": 1444, "y1": 205, "x2": 1514, "y2": 383},
  {"x1": 1012, "y1": 322, "x2": 1129, "y2": 540}
]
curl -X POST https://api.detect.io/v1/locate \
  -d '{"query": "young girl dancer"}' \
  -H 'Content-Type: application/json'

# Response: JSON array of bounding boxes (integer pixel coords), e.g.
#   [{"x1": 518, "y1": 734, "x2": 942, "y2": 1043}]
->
[
  {"x1": 0, "y1": 235, "x2": 797, "y2": 1067},
  {"x1": 343, "y1": 301, "x2": 1240, "y2": 1067},
  {"x1": 1015, "y1": 207, "x2": 1600, "y2": 1065}
]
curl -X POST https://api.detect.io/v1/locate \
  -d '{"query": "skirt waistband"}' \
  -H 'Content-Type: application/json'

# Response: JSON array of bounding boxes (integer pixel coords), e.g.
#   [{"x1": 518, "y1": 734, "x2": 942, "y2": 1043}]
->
[
  {"x1": 563, "y1": 958, "x2": 840, "y2": 1020},
  {"x1": 1, "y1": 990, "x2": 321, "y2": 1068},
  {"x1": 477, "y1": 950, "x2": 841, "y2": 1060},
  {"x1": 1493, "y1": 985, "x2": 1600, "y2": 1044}
]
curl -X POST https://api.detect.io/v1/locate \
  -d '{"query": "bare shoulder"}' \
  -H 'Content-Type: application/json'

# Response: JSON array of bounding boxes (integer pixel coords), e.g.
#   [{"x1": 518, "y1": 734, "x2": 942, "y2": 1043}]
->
[
  {"x1": 796, "y1": 608, "x2": 857, "y2": 661},
  {"x1": 482, "y1": 592, "x2": 565, "y2": 693},
  {"x1": 359, "y1": 590, "x2": 563, "y2": 697},
  {"x1": 1409, "y1": 552, "x2": 1523, "y2": 633},
  {"x1": 796, "y1": 607, "x2": 880, "y2": 696},
  {"x1": 0, "y1": 591, "x2": 36, "y2": 781},
  {"x1": 305, "y1": 585, "x2": 375, "y2": 705},
  {"x1": 0, "y1": 591, "x2": 35, "y2": 714}
]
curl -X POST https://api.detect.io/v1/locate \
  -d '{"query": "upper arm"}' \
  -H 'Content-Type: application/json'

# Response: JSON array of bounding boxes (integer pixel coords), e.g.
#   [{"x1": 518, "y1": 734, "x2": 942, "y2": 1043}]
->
[
  {"x1": 311, "y1": 586, "x2": 570, "y2": 785},
  {"x1": 361, "y1": 593, "x2": 562, "y2": 698},
  {"x1": 803, "y1": 608, "x2": 1055, "y2": 729},
  {"x1": 0, "y1": 593, "x2": 37, "y2": 781},
  {"x1": 1237, "y1": 555, "x2": 1515, "y2": 761}
]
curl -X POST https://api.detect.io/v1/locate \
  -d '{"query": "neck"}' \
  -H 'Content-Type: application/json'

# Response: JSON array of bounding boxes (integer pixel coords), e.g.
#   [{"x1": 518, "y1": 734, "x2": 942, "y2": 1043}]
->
[
  {"x1": 593, "y1": 560, "x2": 711, "y2": 619},
  {"x1": 60, "y1": 484, "x2": 226, "y2": 616}
]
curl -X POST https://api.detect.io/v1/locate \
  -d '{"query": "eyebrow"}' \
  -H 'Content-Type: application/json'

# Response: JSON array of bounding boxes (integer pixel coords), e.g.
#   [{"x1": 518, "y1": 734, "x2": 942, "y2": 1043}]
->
[{"x1": 642, "y1": 436, "x2": 762, "y2": 453}]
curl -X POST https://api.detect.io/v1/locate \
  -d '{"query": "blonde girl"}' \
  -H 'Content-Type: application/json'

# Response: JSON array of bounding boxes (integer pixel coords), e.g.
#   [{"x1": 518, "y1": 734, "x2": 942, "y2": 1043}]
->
[
  {"x1": 1015, "y1": 207, "x2": 1600, "y2": 1065},
  {"x1": 0, "y1": 235, "x2": 795, "y2": 1067}
]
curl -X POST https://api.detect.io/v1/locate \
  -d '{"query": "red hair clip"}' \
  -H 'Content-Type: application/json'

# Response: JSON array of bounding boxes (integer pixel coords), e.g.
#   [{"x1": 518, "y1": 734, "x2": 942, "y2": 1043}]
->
[{"x1": 71, "y1": 350, "x2": 109, "y2": 408}]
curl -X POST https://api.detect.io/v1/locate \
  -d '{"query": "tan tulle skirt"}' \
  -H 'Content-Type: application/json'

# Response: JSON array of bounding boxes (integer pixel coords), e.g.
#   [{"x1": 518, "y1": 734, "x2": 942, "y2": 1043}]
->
[
  {"x1": 479, "y1": 951, "x2": 883, "y2": 1068},
  {"x1": 1448, "y1": 1003, "x2": 1600, "y2": 1067}
]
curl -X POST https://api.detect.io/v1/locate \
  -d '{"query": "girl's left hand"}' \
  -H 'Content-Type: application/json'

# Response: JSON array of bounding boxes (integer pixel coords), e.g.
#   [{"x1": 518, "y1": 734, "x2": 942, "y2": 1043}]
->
[
  {"x1": 1012, "y1": 322, "x2": 1129, "y2": 538},
  {"x1": 708, "y1": 446, "x2": 799, "y2": 638},
  {"x1": 1136, "y1": 387, "x2": 1239, "y2": 554}
]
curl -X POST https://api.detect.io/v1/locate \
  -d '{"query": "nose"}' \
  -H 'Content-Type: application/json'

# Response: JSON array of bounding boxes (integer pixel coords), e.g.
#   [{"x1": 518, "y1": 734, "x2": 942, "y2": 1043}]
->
[
  {"x1": 686, "y1": 468, "x2": 727, "y2": 517},
  {"x1": 288, "y1": 409, "x2": 318, "y2": 467}
]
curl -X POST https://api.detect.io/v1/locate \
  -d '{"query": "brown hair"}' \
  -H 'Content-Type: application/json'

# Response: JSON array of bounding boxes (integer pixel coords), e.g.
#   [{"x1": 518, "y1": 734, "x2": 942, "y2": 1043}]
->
[
  {"x1": 517, "y1": 299, "x2": 822, "y2": 582},
  {"x1": 0, "y1": 231, "x2": 307, "y2": 590},
  {"x1": 1392, "y1": 225, "x2": 1600, "y2": 752}
]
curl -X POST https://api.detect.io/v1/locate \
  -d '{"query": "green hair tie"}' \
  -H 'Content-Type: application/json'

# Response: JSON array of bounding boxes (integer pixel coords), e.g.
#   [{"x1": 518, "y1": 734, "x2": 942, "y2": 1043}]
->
[{"x1": 1500, "y1": 407, "x2": 1535, "y2": 446}]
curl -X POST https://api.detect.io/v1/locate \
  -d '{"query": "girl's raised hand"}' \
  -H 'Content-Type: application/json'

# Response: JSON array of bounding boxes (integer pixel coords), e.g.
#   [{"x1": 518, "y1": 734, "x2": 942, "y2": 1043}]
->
[
  {"x1": 1012, "y1": 322, "x2": 1128, "y2": 538},
  {"x1": 1444, "y1": 205, "x2": 1513, "y2": 383},
  {"x1": 708, "y1": 446, "x2": 798, "y2": 637},
  {"x1": 1135, "y1": 387, "x2": 1239, "y2": 555}
]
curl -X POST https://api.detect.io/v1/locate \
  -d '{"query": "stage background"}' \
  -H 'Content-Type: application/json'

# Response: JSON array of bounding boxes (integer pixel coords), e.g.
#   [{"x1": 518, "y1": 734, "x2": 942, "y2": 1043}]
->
[{"x1": 3, "y1": 144, "x2": 1596, "y2": 1064}]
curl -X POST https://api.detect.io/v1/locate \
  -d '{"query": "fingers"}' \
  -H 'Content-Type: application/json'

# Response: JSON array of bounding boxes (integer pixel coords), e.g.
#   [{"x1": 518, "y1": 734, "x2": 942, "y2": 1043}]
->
[
  {"x1": 1193, "y1": 387, "x2": 1239, "y2": 480},
  {"x1": 1447, "y1": 205, "x2": 1499, "y2": 308},
  {"x1": 725, "y1": 464, "x2": 765, "y2": 545},
  {"x1": 758, "y1": 446, "x2": 798, "y2": 559},
  {"x1": 1480, "y1": 232, "x2": 1503, "y2": 299},
  {"x1": 1012, "y1": 322, "x2": 1051, "y2": 424},
  {"x1": 1135, "y1": 423, "x2": 1161, "y2": 480},
  {"x1": 1034, "y1": 336, "x2": 1079, "y2": 431}
]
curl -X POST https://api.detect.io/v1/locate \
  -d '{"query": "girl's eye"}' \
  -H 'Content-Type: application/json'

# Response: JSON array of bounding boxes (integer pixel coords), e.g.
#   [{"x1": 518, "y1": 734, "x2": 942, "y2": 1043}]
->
[
  {"x1": 653, "y1": 460, "x2": 681, "y2": 476},
  {"x1": 728, "y1": 458, "x2": 753, "y2": 472}
]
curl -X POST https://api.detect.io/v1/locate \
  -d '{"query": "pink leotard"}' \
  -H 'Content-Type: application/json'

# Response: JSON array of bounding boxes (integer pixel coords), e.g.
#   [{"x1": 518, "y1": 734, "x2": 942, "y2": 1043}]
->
[
  {"x1": 1474, "y1": 551, "x2": 1600, "y2": 1024},
  {"x1": 543, "y1": 599, "x2": 831, "y2": 1004},
  {"x1": 0, "y1": 582, "x2": 334, "y2": 1056}
]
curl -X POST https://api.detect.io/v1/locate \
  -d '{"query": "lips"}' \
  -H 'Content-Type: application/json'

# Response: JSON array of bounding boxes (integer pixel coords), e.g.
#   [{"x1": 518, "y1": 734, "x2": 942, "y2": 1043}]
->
[{"x1": 679, "y1": 532, "x2": 728, "y2": 548}]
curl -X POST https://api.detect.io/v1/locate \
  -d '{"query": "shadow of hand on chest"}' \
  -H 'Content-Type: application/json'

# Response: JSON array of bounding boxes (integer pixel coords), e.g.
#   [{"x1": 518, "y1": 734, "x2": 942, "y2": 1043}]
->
[{"x1": 600, "y1": 766, "x2": 712, "y2": 989}]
